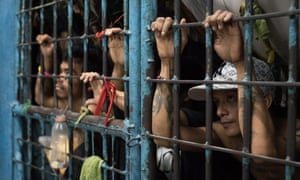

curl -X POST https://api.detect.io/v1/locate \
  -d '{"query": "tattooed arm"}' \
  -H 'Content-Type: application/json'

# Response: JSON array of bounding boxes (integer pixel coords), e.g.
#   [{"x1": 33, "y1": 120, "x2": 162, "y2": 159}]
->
[{"x1": 151, "y1": 17, "x2": 209, "y2": 148}]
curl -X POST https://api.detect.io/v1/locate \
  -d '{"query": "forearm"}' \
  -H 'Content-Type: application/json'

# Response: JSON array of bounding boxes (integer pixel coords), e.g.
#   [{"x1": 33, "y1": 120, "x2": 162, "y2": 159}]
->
[
  {"x1": 237, "y1": 65, "x2": 276, "y2": 157},
  {"x1": 43, "y1": 55, "x2": 53, "y2": 73},
  {"x1": 35, "y1": 57, "x2": 54, "y2": 104},
  {"x1": 114, "y1": 90, "x2": 125, "y2": 112},
  {"x1": 160, "y1": 58, "x2": 174, "y2": 79},
  {"x1": 152, "y1": 83, "x2": 173, "y2": 147},
  {"x1": 111, "y1": 64, "x2": 125, "y2": 91},
  {"x1": 34, "y1": 76, "x2": 54, "y2": 105},
  {"x1": 250, "y1": 88, "x2": 276, "y2": 157}
]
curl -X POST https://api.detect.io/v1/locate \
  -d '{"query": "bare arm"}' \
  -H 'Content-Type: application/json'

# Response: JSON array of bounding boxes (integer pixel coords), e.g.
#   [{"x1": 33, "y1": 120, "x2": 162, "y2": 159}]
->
[
  {"x1": 151, "y1": 17, "x2": 209, "y2": 148},
  {"x1": 34, "y1": 34, "x2": 55, "y2": 106},
  {"x1": 106, "y1": 28, "x2": 125, "y2": 91},
  {"x1": 205, "y1": 10, "x2": 276, "y2": 157}
]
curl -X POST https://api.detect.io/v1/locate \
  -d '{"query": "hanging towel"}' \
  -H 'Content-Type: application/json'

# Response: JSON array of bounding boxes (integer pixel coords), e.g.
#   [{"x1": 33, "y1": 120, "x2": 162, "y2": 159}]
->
[{"x1": 80, "y1": 155, "x2": 104, "y2": 180}]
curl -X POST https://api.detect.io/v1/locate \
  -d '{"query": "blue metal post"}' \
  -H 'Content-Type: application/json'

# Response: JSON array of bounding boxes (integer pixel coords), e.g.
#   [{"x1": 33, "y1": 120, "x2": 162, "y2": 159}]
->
[
  {"x1": 0, "y1": 0, "x2": 18, "y2": 179},
  {"x1": 128, "y1": 0, "x2": 141, "y2": 179},
  {"x1": 286, "y1": 1, "x2": 299, "y2": 179},
  {"x1": 205, "y1": 1, "x2": 213, "y2": 179},
  {"x1": 141, "y1": 1, "x2": 156, "y2": 179},
  {"x1": 242, "y1": 1, "x2": 253, "y2": 180}
]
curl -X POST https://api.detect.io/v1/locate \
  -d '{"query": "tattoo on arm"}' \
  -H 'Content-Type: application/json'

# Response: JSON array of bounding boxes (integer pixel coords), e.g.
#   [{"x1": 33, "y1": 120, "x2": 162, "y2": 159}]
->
[{"x1": 153, "y1": 85, "x2": 173, "y2": 114}]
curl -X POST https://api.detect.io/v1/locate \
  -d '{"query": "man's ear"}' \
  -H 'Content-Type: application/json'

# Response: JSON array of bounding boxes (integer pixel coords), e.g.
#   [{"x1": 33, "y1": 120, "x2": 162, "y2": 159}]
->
[{"x1": 264, "y1": 94, "x2": 273, "y2": 108}]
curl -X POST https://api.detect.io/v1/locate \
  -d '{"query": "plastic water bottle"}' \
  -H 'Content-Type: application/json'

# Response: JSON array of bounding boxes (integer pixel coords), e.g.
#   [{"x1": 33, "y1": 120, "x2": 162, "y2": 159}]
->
[{"x1": 50, "y1": 114, "x2": 69, "y2": 169}]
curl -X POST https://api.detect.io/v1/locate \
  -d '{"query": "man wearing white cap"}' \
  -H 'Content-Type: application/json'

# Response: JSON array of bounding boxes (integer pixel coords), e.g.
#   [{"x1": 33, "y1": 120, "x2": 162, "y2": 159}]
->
[{"x1": 151, "y1": 10, "x2": 300, "y2": 179}]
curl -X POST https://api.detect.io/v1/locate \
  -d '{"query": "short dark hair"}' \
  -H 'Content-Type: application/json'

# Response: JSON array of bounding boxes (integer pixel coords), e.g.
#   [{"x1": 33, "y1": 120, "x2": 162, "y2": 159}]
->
[{"x1": 60, "y1": 44, "x2": 106, "y2": 74}]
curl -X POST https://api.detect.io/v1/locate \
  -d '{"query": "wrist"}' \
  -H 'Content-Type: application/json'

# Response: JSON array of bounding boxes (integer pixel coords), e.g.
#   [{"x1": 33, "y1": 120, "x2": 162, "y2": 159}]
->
[{"x1": 38, "y1": 65, "x2": 53, "y2": 76}]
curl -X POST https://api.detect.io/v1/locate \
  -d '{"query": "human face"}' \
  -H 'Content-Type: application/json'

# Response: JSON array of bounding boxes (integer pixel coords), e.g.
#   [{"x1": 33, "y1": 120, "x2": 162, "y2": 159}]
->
[
  {"x1": 213, "y1": 90, "x2": 240, "y2": 137},
  {"x1": 56, "y1": 61, "x2": 83, "y2": 99}
]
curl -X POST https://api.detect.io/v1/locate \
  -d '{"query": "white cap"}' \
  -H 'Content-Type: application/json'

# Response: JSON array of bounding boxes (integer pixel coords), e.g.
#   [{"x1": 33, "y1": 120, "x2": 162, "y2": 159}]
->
[{"x1": 188, "y1": 58, "x2": 275, "y2": 101}]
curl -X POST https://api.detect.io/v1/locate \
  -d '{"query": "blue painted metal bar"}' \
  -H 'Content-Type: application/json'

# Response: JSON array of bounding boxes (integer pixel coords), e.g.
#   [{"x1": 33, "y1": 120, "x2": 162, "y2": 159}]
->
[
  {"x1": 123, "y1": 2, "x2": 132, "y2": 180},
  {"x1": 123, "y1": 0, "x2": 130, "y2": 119},
  {"x1": 242, "y1": 1, "x2": 253, "y2": 180},
  {"x1": 19, "y1": 0, "x2": 27, "y2": 103},
  {"x1": 26, "y1": 116, "x2": 32, "y2": 179},
  {"x1": 100, "y1": 1, "x2": 109, "y2": 179},
  {"x1": 67, "y1": 0, "x2": 73, "y2": 111},
  {"x1": 82, "y1": 0, "x2": 90, "y2": 102},
  {"x1": 140, "y1": 0, "x2": 156, "y2": 179},
  {"x1": 39, "y1": 116, "x2": 47, "y2": 180},
  {"x1": 53, "y1": 1, "x2": 59, "y2": 108},
  {"x1": 205, "y1": 1, "x2": 213, "y2": 180},
  {"x1": 101, "y1": 0, "x2": 108, "y2": 76},
  {"x1": 172, "y1": 1, "x2": 181, "y2": 179},
  {"x1": 286, "y1": 1, "x2": 299, "y2": 179},
  {"x1": 128, "y1": 0, "x2": 141, "y2": 179}
]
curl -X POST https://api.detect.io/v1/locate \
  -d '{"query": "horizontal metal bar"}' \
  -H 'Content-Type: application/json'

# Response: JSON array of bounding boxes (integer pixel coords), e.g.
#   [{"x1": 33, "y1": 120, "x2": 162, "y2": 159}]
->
[
  {"x1": 12, "y1": 104, "x2": 129, "y2": 137},
  {"x1": 147, "y1": 77, "x2": 300, "y2": 87},
  {"x1": 147, "y1": 133, "x2": 300, "y2": 168},
  {"x1": 17, "y1": 0, "x2": 66, "y2": 14},
  {"x1": 174, "y1": 9, "x2": 300, "y2": 28}
]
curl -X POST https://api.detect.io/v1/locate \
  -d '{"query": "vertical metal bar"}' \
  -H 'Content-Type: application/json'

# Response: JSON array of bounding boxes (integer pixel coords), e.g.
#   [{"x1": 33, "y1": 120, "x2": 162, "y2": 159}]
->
[
  {"x1": 102, "y1": 133, "x2": 108, "y2": 179},
  {"x1": 53, "y1": 1, "x2": 58, "y2": 108},
  {"x1": 141, "y1": 1, "x2": 156, "y2": 179},
  {"x1": 39, "y1": 118, "x2": 46, "y2": 180},
  {"x1": 39, "y1": 0, "x2": 45, "y2": 107},
  {"x1": 128, "y1": 0, "x2": 141, "y2": 179},
  {"x1": 67, "y1": 0, "x2": 73, "y2": 111},
  {"x1": 286, "y1": 1, "x2": 299, "y2": 179},
  {"x1": 85, "y1": 130, "x2": 90, "y2": 156},
  {"x1": 28, "y1": 0, "x2": 33, "y2": 101},
  {"x1": 112, "y1": 136, "x2": 116, "y2": 178},
  {"x1": 68, "y1": 126, "x2": 73, "y2": 179},
  {"x1": 101, "y1": 0, "x2": 108, "y2": 76},
  {"x1": 27, "y1": 117, "x2": 32, "y2": 179},
  {"x1": 173, "y1": 1, "x2": 181, "y2": 179},
  {"x1": 243, "y1": 1, "x2": 253, "y2": 180},
  {"x1": 123, "y1": 0, "x2": 129, "y2": 119},
  {"x1": 205, "y1": 0, "x2": 213, "y2": 179},
  {"x1": 82, "y1": 0, "x2": 89, "y2": 103},
  {"x1": 123, "y1": 2, "x2": 131, "y2": 179},
  {"x1": 20, "y1": 1, "x2": 30, "y2": 103}
]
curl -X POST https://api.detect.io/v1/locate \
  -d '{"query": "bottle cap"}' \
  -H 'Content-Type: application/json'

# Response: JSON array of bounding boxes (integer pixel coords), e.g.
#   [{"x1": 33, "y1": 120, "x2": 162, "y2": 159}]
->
[{"x1": 55, "y1": 114, "x2": 66, "y2": 122}]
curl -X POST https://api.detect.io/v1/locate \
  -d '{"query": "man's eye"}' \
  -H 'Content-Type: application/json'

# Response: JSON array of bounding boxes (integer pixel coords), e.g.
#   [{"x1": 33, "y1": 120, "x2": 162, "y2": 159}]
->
[{"x1": 227, "y1": 94, "x2": 236, "y2": 103}]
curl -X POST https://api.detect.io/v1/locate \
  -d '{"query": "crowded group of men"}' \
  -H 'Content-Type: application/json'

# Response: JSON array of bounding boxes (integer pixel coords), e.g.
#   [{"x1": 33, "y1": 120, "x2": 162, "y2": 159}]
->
[{"x1": 33, "y1": 1, "x2": 300, "y2": 179}]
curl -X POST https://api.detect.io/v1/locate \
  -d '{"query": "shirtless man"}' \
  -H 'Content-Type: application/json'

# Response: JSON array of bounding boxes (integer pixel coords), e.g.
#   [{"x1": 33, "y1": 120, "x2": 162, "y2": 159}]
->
[
  {"x1": 35, "y1": 34, "x2": 84, "y2": 112},
  {"x1": 35, "y1": 33, "x2": 103, "y2": 178},
  {"x1": 151, "y1": 10, "x2": 300, "y2": 180}
]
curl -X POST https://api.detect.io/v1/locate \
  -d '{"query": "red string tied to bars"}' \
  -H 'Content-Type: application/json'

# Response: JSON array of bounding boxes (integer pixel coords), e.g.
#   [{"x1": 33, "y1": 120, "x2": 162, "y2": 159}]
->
[
  {"x1": 94, "y1": 77, "x2": 116, "y2": 126},
  {"x1": 96, "y1": 13, "x2": 124, "y2": 39}
]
